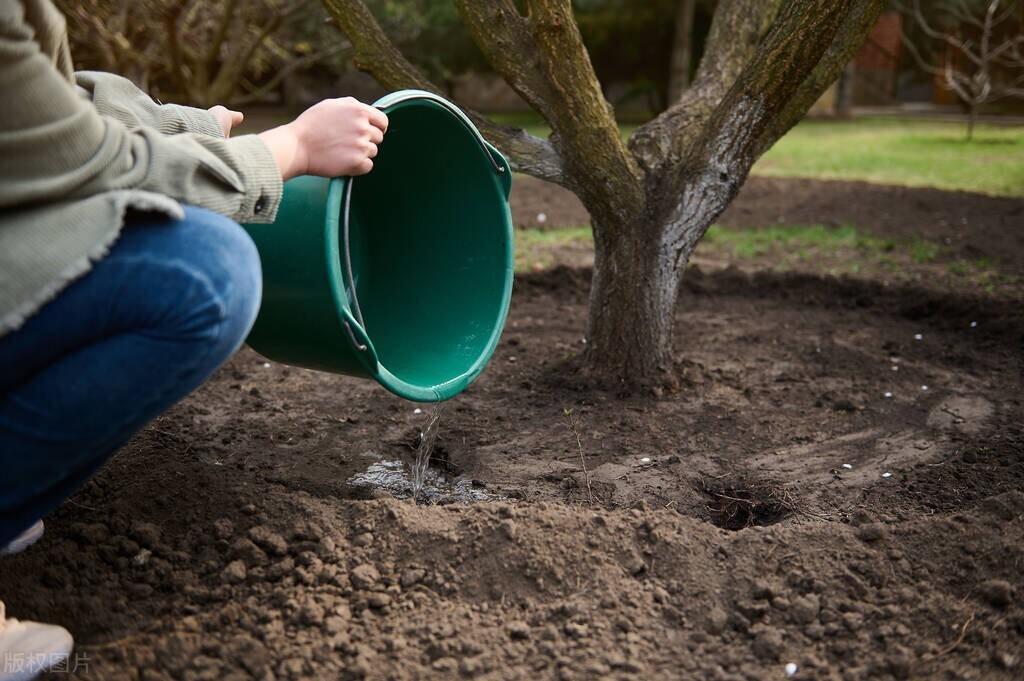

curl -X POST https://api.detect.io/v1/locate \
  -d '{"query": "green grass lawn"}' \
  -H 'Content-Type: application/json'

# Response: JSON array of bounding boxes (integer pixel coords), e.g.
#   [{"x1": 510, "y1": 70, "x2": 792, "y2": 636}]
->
[
  {"x1": 754, "y1": 117, "x2": 1024, "y2": 197},
  {"x1": 515, "y1": 224, "x2": 1018, "y2": 295},
  {"x1": 248, "y1": 108, "x2": 1022, "y2": 195},
  {"x1": 493, "y1": 114, "x2": 1024, "y2": 197}
]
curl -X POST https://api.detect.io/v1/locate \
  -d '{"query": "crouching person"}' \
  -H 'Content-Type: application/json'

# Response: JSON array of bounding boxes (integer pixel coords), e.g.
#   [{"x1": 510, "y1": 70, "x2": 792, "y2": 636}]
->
[{"x1": 0, "y1": 2, "x2": 388, "y2": 677}]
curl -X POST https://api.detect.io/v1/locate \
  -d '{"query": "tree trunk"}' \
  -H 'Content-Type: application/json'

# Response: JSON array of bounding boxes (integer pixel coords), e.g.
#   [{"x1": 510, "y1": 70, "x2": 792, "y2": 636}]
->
[
  {"x1": 585, "y1": 219, "x2": 681, "y2": 382},
  {"x1": 667, "y1": 0, "x2": 698, "y2": 104}
]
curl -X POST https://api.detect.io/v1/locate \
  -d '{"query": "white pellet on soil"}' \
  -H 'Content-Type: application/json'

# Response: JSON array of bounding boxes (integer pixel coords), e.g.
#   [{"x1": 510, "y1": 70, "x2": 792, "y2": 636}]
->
[
  {"x1": 914, "y1": 333, "x2": 923, "y2": 340},
  {"x1": 785, "y1": 662, "x2": 799, "y2": 677},
  {"x1": 842, "y1": 463, "x2": 853, "y2": 469},
  {"x1": 640, "y1": 457, "x2": 651, "y2": 464},
  {"x1": 882, "y1": 472, "x2": 893, "y2": 478},
  {"x1": 262, "y1": 362, "x2": 271, "y2": 368},
  {"x1": 884, "y1": 392, "x2": 893, "y2": 398}
]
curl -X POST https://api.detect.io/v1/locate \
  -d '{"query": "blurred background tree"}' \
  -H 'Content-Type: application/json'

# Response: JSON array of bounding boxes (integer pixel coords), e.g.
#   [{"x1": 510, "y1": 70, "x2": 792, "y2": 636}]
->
[
  {"x1": 897, "y1": 0, "x2": 1024, "y2": 139},
  {"x1": 58, "y1": 0, "x2": 720, "y2": 112},
  {"x1": 56, "y1": 0, "x2": 350, "y2": 107}
]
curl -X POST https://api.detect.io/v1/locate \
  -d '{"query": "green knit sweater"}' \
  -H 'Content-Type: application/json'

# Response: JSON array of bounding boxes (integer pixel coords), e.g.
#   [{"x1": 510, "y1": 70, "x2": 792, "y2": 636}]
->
[{"x1": 0, "y1": 0, "x2": 283, "y2": 337}]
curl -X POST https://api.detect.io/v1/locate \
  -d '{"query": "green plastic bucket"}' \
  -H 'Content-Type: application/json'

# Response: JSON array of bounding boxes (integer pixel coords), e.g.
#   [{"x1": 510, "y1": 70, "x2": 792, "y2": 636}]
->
[{"x1": 242, "y1": 90, "x2": 514, "y2": 402}]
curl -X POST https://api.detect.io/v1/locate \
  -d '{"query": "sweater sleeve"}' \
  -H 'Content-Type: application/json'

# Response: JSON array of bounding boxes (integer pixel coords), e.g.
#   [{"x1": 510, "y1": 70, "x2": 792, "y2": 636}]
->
[
  {"x1": 74, "y1": 71, "x2": 226, "y2": 138},
  {"x1": 0, "y1": 3, "x2": 282, "y2": 224}
]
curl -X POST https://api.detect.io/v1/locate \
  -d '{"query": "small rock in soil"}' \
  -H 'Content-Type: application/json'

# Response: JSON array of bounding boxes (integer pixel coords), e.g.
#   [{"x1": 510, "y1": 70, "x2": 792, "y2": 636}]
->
[
  {"x1": 213, "y1": 518, "x2": 235, "y2": 540},
  {"x1": 230, "y1": 538, "x2": 268, "y2": 566},
  {"x1": 979, "y1": 579, "x2": 1013, "y2": 608},
  {"x1": 350, "y1": 564, "x2": 380, "y2": 590},
  {"x1": 751, "y1": 579, "x2": 777, "y2": 600},
  {"x1": 431, "y1": 657, "x2": 457, "y2": 673},
  {"x1": 856, "y1": 523, "x2": 887, "y2": 543},
  {"x1": 367, "y1": 592, "x2": 392, "y2": 609},
  {"x1": 297, "y1": 600, "x2": 326, "y2": 625},
  {"x1": 266, "y1": 557, "x2": 295, "y2": 581},
  {"x1": 705, "y1": 606, "x2": 729, "y2": 634},
  {"x1": 132, "y1": 548, "x2": 152, "y2": 567},
  {"x1": 71, "y1": 522, "x2": 110, "y2": 544},
  {"x1": 221, "y1": 560, "x2": 247, "y2": 585},
  {"x1": 352, "y1": 532, "x2": 374, "y2": 547},
  {"x1": 563, "y1": 622, "x2": 588, "y2": 638},
  {"x1": 507, "y1": 621, "x2": 530, "y2": 640},
  {"x1": 399, "y1": 568, "x2": 426, "y2": 588},
  {"x1": 993, "y1": 651, "x2": 1018, "y2": 670},
  {"x1": 500, "y1": 519, "x2": 517, "y2": 541},
  {"x1": 247, "y1": 526, "x2": 288, "y2": 556},
  {"x1": 887, "y1": 645, "x2": 914, "y2": 679},
  {"x1": 623, "y1": 551, "x2": 646, "y2": 575},
  {"x1": 131, "y1": 521, "x2": 162, "y2": 548},
  {"x1": 752, "y1": 627, "x2": 784, "y2": 661},
  {"x1": 790, "y1": 594, "x2": 821, "y2": 625}
]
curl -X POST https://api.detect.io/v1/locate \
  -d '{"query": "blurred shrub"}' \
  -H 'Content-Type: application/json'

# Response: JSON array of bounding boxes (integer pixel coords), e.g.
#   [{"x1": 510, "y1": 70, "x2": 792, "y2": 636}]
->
[{"x1": 56, "y1": 0, "x2": 348, "y2": 107}]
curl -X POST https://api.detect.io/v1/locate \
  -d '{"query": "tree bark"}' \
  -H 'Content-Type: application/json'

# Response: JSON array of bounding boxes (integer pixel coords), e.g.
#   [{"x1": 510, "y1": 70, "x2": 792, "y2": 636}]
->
[
  {"x1": 589, "y1": 0, "x2": 884, "y2": 381},
  {"x1": 667, "y1": 0, "x2": 697, "y2": 104},
  {"x1": 585, "y1": 217, "x2": 681, "y2": 381}
]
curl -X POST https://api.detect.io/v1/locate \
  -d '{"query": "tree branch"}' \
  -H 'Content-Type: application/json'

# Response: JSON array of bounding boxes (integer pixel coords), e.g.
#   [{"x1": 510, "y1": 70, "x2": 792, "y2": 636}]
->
[
  {"x1": 162, "y1": 1, "x2": 194, "y2": 102},
  {"x1": 757, "y1": 0, "x2": 887, "y2": 154},
  {"x1": 205, "y1": 0, "x2": 240, "y2": 71},
  {"x1": 456, "y1": 0, "x2": 645, "y2": 227},
  {"x1": 233, "y1": 43, "x2": 352, "y2": 106},
  {"x1": 899, "y1": 0, "x2": 984, "y2": 66},
  {"x1": 322, "y1": 0, "x2": 568, "y2": 187},
  {"x1": 628, "y1": 0, "x2": 784, "y2": 175},
  {"x1": 664, "y1": 0, "x2": 875, "y2": 262}
]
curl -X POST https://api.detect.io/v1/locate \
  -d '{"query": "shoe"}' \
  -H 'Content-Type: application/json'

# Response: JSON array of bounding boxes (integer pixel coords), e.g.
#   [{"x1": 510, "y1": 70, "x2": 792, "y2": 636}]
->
[
  {"x1": 0, "y1": 601, "x2": 74, "y2": 681},
  {"x1": 0, "y1": 523, "x2": 44, "y2": 557}
]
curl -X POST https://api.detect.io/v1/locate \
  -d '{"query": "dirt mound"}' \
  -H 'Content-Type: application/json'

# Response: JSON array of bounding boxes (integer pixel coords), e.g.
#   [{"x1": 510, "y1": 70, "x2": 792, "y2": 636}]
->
[
  {"x1": 4, "y1": 490, "x2": 1023, "y2": 679},
  {"x1": 2, "y1": 265, "x2": 1022, "y2": 679}
]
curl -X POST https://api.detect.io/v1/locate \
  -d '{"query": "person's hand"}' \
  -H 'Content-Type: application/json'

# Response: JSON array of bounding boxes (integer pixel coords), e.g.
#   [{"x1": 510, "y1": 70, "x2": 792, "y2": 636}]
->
[
  {"x1": 208, "y1": 105, "x2": 244, "y2": 138},
  {"x1": 257, "y1": 97, "x2": 388, "y2": 181}
]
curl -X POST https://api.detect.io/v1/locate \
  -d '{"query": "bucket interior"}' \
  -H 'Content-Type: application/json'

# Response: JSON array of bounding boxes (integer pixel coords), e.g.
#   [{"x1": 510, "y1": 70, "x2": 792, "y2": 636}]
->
[{"x1": 345, "y1": 102, "x2": 511, "y2": 392}]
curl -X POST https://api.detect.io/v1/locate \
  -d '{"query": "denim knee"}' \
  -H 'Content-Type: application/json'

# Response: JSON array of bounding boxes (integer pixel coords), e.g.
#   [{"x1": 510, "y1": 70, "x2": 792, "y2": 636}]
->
[{"x1": 170, "y1": 207, "x2": 263, "y2": 361}]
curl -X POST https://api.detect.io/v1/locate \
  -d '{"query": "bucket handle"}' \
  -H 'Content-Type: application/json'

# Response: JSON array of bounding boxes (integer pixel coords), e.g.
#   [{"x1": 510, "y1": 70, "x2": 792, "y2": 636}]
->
[
  {"x1": 340, "y1": 177, "x2": 367, "y2": 343},
  {"x1": 343, "y1": 319, "x2": 367, "y2": 352}
]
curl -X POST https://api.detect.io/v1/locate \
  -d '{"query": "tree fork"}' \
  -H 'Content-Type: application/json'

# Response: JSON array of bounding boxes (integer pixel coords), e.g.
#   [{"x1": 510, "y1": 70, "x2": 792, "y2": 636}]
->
[{"x1": 321, "y1": 0, "x2": 889, "y2": 386}]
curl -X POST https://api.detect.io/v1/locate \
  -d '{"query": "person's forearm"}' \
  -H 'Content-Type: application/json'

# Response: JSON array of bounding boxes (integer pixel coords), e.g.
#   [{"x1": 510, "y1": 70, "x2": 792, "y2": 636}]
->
[{"x1": 258, "y1": 125, "x2": 306, "y2": 182}]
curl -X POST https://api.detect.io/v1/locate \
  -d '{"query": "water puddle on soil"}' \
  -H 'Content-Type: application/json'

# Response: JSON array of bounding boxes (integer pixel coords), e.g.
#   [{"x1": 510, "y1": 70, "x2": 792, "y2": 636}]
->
[{"x1": 347, "y1": 404, "x2": 499, "y2": 504}]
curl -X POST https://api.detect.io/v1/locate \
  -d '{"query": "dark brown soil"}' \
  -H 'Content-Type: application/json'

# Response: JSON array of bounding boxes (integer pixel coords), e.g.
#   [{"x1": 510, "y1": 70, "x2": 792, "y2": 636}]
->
[
  {"x1": 511, "y1": 175, "x2": 1024, "y2": 272},
  {"x1": 2, "y1": 180, "x2": 1024, "y2": 681}
]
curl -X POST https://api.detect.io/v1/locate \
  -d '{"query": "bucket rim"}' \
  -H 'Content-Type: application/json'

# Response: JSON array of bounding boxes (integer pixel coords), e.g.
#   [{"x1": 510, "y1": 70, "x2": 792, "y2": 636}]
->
[{"x1": 330, "y1": 90, "x2": 515, "y2": 402}]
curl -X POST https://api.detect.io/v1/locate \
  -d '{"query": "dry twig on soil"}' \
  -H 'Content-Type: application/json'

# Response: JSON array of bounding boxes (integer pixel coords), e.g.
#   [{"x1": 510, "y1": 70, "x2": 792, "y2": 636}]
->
[{"x1": 564, "y1": 408, "x2": 595, "y2": 505}]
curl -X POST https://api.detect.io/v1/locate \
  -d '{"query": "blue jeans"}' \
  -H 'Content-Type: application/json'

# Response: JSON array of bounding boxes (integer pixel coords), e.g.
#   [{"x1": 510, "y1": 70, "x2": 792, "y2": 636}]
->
[{"x1": 0, "y1": 206, "x2": 262, "y2": 546}]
